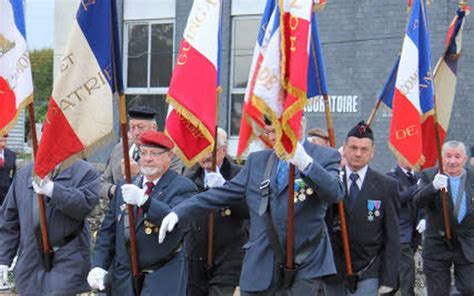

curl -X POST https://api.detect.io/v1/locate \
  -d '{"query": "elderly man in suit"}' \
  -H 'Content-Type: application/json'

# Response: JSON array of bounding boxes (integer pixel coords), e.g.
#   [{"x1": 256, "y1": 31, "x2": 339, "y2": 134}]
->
[
  {"x1": 385, "y1": 157, "x2": 424, "y2": 296},
  {"x1": 0, "y1": 160, "x2": 100, "y2": 295},
  {"x1": 183, "y1": 127, "x2": 247, "y2": 296},
  {"x1": 415, "y1": 140, "x2": 474, "y2": 296},
  {"x1": 159, "y1": 117, "x2": 344, "y2": 295},
  {"x1": 0, "y1": 133, "x2": 16, "y2": 206},
  {"x1": 88, "y1": 130, "x2": 197, "y2": 295},
  {"x1": 325, "y1": 121, "x2": 400, "y2": 296}
]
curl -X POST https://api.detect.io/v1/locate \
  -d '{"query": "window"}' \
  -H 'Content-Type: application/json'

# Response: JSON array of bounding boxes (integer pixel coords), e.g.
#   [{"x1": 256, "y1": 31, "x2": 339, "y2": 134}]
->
[
  {"x1": 124, "y1": 20, "x2": 174, "y2": 130},
  {"x1": 229, "y1": 17, "x2": 260, "y2": 136}
]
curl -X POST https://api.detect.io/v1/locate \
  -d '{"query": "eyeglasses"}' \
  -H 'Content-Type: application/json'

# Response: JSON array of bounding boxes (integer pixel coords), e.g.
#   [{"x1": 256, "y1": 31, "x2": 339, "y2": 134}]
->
[{"x1": 138, "y1": 150, "x2": 169, "y2": 158}]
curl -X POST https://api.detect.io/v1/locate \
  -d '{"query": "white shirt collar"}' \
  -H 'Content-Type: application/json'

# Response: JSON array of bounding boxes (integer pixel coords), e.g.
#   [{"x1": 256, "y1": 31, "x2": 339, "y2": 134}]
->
[
  {"x1": 345, "y1": 165, "x2": 368, "y2": 190},
  {"x1": 142, "y1": 176, "x2": 159, "y2": 187}
]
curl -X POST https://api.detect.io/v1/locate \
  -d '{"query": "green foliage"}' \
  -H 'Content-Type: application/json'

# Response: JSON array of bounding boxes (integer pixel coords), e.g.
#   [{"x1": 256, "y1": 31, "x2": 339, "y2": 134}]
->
[{"x1": 30, "y1": 48, "x2": 53, "y2": 122}]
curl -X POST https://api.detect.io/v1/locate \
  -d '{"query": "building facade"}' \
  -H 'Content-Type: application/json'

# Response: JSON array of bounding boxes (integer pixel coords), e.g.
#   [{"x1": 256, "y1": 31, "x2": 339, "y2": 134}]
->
[{"x1": 54, "y1": 0, "x2": 474, "y2": 171}]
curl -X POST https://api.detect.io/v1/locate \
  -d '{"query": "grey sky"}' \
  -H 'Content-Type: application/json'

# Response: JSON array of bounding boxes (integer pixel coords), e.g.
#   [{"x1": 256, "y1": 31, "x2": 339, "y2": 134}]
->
[{"x1": 25, "y1": 0, "x2": 54, "y2": 50}]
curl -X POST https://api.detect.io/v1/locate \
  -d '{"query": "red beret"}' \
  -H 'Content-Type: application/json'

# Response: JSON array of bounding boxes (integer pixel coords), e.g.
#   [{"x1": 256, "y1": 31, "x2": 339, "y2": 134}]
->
[{"x1": 139, "y1": 131, "x2": 174, "y2": 150}]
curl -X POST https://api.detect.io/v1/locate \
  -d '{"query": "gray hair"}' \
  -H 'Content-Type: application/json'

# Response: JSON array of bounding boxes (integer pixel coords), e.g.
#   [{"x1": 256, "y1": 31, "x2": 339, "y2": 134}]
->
[
  {"x1": 442, "y1": 140, "x2": 467, "y2": 156},
  {"x1": 217, "y1": 127, "x2": 227, "y2": 148}
]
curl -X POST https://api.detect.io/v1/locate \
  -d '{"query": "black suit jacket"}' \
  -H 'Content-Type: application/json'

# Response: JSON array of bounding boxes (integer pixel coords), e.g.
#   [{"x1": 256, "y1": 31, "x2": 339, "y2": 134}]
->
[
  {"x1": 183, "y1": 157, "x2": 247, "y2": 290},
  {"x1": 0, "y1": 148, "x2": 16, "y2": 205},
  {"x1": 387, "y1": 166, "x2": 423, "y2": 245},
  {"x1": 414, "y1": 167, "x2": 474, "y2": 263},
  {"x1": 330, "y1": 167, "x2": 400, "y2": 288}
]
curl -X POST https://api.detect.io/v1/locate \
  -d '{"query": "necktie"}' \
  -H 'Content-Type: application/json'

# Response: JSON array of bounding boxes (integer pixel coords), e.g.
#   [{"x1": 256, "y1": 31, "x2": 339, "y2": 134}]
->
[
  {"x1": 349, "y1": 173, "x2": 360, "y2": 210},
  {"x1": 276, "y1": 161, "x2": 289, "y2": 191},
  {"x1": 137, "y1": 181, "x2": 154, "y2": 221},
  {"x1": 406, "y1": 171, "x2": 416, "y2": 185},
  {"x1": 0, "y1": 155, "x2": 4, "y2": 169},
  {"x1": 450, "y1": 178, "x2": 467, "y2": 223}
]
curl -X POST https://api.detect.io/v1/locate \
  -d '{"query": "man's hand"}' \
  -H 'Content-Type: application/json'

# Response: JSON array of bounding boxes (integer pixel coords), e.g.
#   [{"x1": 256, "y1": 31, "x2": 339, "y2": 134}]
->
[
  {"x1": 121, "y1": 159, "x2": 139, "y2": 177},
  {"x1": 432, "y1": 173, "x2": 448, "y2": 191},
  {"x1": 416, "y1": 219, "x2": 426, "y2": 233},
  {"x1": 0, "y1": 265, "x2": 9, "y2": 290},
  {"x1": 32, "y1": 177, "x2": 54, "y2": 197},
  {"x1": 158, "y1": 212, "x2": 179, "y2": 243},
  {"x1": 87, "y1": 267, "x2": 108, "y2": 290},
  {"x1": 121, "y1": 184, "x2": 148, "y2": 207},
  {"x1": 378, "y1": 285, "x2": 393, "y2": 294},
  {"x1": 289, "y1": 143, "x2": 313, "y2": 172},
  {"x1": 205, "y1": 171, "x2": 226, "y2": 188}
]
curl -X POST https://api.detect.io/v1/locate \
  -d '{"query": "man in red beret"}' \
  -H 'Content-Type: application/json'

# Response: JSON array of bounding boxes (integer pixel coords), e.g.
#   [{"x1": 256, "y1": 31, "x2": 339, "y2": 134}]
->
[
  {"x1": 88, "y1": 131, "x2": 197, "y2": 295},
  {"x1": 0, "y1": 133, "x2": 16, "y2": 206}
]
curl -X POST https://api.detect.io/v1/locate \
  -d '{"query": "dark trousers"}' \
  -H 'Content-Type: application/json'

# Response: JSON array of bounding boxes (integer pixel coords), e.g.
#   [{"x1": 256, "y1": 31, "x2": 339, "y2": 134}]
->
[
  {"x1": 240, "y1": 266, "x2": 322, "y2": 296},
  {"x1": 208, "y1": 285, "x2": 237, "y2": 296},
  {"x1": 394, "y1": 243, "x2": 416, "y2": 296},
  {"x1": 424, "y1": 246, "x2": 474, "y2": 296}
]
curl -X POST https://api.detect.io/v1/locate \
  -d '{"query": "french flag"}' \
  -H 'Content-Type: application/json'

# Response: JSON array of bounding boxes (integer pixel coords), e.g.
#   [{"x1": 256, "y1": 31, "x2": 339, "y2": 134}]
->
[
  {"x1": 236, "y1": 0, "x2": 278, "y2": 159},
  {"x1": 35, "y1": 0, "x2": 123, "y2": 178},
  {"x1": 165, "y1": 0, "x2": 220, "y2": 167},
  {"x1": 0, "y1": 0, "x2": 33, "y2": 135},
  {"x1": 389, "y1": 0, "x2": 434, "y2": 169},
  {"x1": 237, "y1": 0, "x2": 316, "y2": 159},
  {"x1": 429, "y1": 6, "x2": 469, "y2": 168}
]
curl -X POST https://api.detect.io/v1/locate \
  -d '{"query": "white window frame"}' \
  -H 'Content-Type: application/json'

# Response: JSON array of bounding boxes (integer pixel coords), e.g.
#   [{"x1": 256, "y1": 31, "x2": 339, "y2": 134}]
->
[
  {"x1": 227, "y1": 15, "x2": 263, "y2": 157},
  {"x1": 123, "y1": 18, "x2": 175, "y2": 96}
]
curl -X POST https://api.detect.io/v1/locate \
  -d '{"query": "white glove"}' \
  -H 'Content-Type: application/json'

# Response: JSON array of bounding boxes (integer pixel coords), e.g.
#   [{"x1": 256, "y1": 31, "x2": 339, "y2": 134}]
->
[
  {"x1": 121, "y1": 184, "x2": 148, "y2": 207},
  {"x1": 378, "y1": 285, "x2": 393, "y2": 294},
  {"x1": 87, "y1": 267, "x2": 108, "y2": 290},
  {"x1": 205, "y1": 172, "x2": 226, "y2": 188},
  {"x1": 0, "y1": 265, "x2": 9, "y2": 290},
  {"x1": 416, "y1": 219, "x2": 426, "y2": 233},
  {"x1": 159, "y1": 212, "x2": 179, "y2": 244},
  {"x1": 32, "y1": 178, "x2": 54, "y2": 197},
  {"x1": 289, "y1": 143, "x2": 313, "y2": 172},
  {"x1": 432, "y1": 173, "x2": 448, "y2": 191}
]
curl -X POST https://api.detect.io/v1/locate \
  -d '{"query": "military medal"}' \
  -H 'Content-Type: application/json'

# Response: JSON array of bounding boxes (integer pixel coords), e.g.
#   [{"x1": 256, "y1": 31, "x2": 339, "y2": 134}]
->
[
  {"x1": 225, "y1": 208, "x2": 231, "y2": 216},
  {"x1": 374, "y1": 200, "x2": 381, "y2": 217},
  {"x1": 120, "y1": 203, "x2": 127, "y2": 212},
  {"x1": 145, "y1": 227, "x2": 152, "y2": 235},
  {"x1": 367, "y1": 200, "x2": 376, "y2": 222},
  {"x1": 306, "y1": 188, "x2": 314, "y2": 195}
]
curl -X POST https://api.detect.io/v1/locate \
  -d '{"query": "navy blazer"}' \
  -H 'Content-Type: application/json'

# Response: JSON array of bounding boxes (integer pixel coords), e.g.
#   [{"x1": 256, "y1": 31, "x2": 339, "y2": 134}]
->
[
  {"x1": 172, "y1": 143, "x2": 344, "y2": 292},
  {"x1": 330, "y1": 167, "x2": 400, "y2": 288},
  {"x1": 387, "y1": 166, "x2": 423, "y2": 245},
  {"x1": 93, "y1": 169, "x2": 197, "y2": 296},
  {"x1": 415, "y1": 167, "x2": 474, "y2": 263}
]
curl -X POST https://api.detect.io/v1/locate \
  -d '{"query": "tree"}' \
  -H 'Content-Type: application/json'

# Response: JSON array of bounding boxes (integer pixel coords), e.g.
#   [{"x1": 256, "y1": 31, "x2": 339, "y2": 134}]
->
[{"x1": 30, "y1": 48, "x2": 53, "y2": 122}]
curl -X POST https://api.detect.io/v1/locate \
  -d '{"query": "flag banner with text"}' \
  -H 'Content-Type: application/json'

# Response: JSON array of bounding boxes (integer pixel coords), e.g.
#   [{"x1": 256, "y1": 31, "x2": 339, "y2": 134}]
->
[
  {"x1": 389, "y1": 0, "x2": 434, "y2": 169},
  {"x1": 0, "y1": 0, "x2": 33, "y2": 135},
  {"x1": 237, "y1": 0, "x2": 319, "y2": 159},
  {"x1": 165, "y1": 0, "x2": 220, "y2": 167},
  {"x1": 429, "y1": 6, "x2": 469, "y2": 167},
  {"x1": 35, "y1": 0, "x2": 123, "y2": 178}
]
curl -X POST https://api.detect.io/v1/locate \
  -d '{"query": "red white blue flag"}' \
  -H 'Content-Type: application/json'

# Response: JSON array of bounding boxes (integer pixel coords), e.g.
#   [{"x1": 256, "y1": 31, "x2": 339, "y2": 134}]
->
[
  {"x1": 165, "y1": 0, "x2": 221, "y2": 167},
  {"x1": 430, "y1": 6, "x2": 469, "y2": 168},
  {"x1": 0, "y1": 0, "x2": 33, "y2": 135},
  {"x1": 237, "y1": 0, "x2": 318, "y2": 159},
  {"x1": 389, "y1": 0, "x2": 434, "y2": 169},
  {"x1": 35, "y1": 0, "x2": 123, "y2": 178}
]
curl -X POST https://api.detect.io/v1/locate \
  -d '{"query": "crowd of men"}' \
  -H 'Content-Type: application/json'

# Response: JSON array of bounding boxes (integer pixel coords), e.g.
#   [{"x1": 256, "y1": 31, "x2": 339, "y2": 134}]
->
[{"x1": 0, "y1": 107, "x2": 473, "y2": 296}]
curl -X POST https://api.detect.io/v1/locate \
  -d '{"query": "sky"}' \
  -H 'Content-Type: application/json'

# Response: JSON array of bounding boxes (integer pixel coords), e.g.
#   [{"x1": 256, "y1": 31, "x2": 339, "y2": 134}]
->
[{"x1": 25, "y1": 0, "x2": 54, "y2": 50}]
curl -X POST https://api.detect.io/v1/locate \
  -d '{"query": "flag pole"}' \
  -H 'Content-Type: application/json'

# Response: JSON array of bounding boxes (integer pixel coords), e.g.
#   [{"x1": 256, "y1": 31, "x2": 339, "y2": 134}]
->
[
  {"x1": 110, "y1": 2, "x2": 142, "y2": 291},
  {"x1": 207, "y1": 0, "x2": 224, "y2": 273},
  {"x1": 309, "y1": 13, "x2": 354, "y2": 275},
  {"x1": 28, "y1": 103, "x2": 54, "y2": 271},
  {"x1": 207, "y1": 92, "x2": 220, "y2": 273}
]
